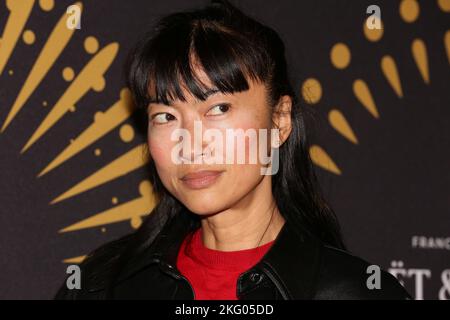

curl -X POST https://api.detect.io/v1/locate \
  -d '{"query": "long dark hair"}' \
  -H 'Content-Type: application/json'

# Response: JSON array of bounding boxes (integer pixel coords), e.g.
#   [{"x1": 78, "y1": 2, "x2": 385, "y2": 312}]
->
[{"x1": 79, "y1": 0, "x2": 346, "y2": 294}]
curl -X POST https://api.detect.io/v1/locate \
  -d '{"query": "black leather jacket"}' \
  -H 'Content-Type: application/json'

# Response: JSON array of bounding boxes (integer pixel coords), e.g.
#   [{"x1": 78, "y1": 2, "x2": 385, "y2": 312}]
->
[{"x1": 55, "y1": 211, "x2": 412, "y2": 300}]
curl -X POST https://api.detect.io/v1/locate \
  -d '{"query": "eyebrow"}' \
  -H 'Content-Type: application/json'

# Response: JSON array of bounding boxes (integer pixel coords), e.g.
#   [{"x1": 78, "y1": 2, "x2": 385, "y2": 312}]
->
[{"x1": 148, "y1": 88, "x2": 222, "y2": 106}]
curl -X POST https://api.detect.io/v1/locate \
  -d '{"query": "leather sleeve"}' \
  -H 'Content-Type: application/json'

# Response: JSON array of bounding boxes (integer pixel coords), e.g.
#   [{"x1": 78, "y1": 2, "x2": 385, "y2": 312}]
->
[{"x1": 314, "y1": 245, "x2": 413, "y2": 300}]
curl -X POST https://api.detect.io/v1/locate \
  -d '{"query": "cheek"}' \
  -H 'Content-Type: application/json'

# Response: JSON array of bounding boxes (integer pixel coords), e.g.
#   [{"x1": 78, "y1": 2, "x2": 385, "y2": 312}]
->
[
  {"x1": 148, "y1": 132, "x2": 175, "y2": 171},
  {"x1": 224, "y1": 119, "x2": 269, "y2": 201},
  {"x1": 224, "y1": 115, "x2": 271, "y2": 165}
]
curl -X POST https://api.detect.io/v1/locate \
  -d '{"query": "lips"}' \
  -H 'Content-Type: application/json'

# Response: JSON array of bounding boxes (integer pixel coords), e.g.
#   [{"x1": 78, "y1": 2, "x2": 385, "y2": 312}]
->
[{"x1": 180, "y1": 170, "x2": 224, "y2": 189}]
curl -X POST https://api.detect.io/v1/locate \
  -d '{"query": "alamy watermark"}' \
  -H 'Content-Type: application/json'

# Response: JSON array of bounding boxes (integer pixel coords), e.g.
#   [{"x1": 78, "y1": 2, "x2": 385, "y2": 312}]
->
[
  {"x1": 366, "y1": 5, "x2": 382, "y2": 30},
  {"x1": 170, "y1": 121, "x2": 280, "y2": 175}
]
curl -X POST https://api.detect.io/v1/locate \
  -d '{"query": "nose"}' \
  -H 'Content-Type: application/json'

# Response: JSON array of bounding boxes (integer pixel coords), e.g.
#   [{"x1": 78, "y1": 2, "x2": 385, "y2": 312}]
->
[{"x1": 178, "y1": 119, "x2": 211, "y2": 164}]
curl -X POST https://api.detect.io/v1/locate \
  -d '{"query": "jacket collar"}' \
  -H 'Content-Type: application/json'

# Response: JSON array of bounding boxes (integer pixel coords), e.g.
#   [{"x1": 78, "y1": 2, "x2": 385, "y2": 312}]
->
[
  {"x1": 255, "y1": 217, "x2": 322, "y2": 299},
  {"x1": 116, "y1": 209, "x2": 323, "y2": 299},
  {"x1": 116, "y1": 209, "x2": 198, "y2": 284}
]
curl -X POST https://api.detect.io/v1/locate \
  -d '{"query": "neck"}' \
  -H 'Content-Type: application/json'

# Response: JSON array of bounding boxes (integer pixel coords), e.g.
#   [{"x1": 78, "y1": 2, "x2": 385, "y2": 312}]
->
[{"x1": 199, "y1": 175, "x2": 285, "y2": 251}]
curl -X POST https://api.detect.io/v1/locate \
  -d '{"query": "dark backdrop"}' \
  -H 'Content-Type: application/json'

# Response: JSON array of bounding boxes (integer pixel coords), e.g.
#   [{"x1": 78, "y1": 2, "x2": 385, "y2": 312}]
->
[{"x1": 0, "y1": 0, "x2": 448, "y2": 299}]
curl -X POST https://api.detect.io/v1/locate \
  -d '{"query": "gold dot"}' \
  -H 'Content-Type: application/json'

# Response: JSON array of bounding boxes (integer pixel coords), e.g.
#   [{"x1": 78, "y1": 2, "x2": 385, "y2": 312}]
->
[
  {"x1": 131, "y1": 216, "x2": 142, "y2": 229},
  {"x1": 119, "y1": 124, "x2": 135, "y2": 142},
  {"x1": 330, "y1": 43, "x2": 351, "y2": 69},
  {"x1": 70, "y1": 139, "x2": 74, "y2": 144},
  {"x1": 112, "y1": 197, "x2": 118, "y2": 204},
  {"x1": 8, "y1": 70, "x2": 13, "y2": 75},
  {"x1": 62, "y1": 67, "x2": 75, "y2": 81},
  {"x1": 84, "y1": 36, "x2": 99, "y2": 54},
  {"x1": 69, "y1": 106, "x2": 76, "y2": 112},
  {"x1": 438, "y1": 0, "x2": 450, "y2": 12},
  {"x1": 364, "y1": 17, "x2": 384, "y2": 42},
  {"x1": 101, "y1": 227, "x2": 106, "y2": 233},
  {"x1": 400, "y1": 0, "x2": 420, "y2": 23},
  {"x1": 301, "y1": 78, "x2": 322, "y2": 105},
  {"x1": 42, "y1": 101, "x2": 47, "y2": 106},
  {"x1": 94, "y1": 148, "x2": 101, "y2": 156},
  {"x1": 139, "y1": 180, "x2": 152, "y2": 196},
  {"x1": 39, "y1": 0, "x2": 54, "y2": 11},
  {"x1": 22, "y1": 30, "x2": 35, "y2": 45}
]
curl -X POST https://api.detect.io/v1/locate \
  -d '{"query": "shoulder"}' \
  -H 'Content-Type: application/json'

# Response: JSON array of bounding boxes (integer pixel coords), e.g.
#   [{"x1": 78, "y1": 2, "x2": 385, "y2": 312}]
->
[
  {"x1": 54, "y1": 232, "x2": 135, "y2": 300},
  {"x1": 314, "y1": 244, "x2": 412, "y2": 300}
]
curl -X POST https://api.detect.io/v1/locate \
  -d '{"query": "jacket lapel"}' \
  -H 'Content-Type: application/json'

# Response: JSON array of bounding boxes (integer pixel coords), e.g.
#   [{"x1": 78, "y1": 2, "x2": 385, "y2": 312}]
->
[
  {"x1": 257, "y1": 219, "x2": 322, "y2": 299},
  {"x1": 115, "y1": 210, "x2": 198, "y2": 284}
]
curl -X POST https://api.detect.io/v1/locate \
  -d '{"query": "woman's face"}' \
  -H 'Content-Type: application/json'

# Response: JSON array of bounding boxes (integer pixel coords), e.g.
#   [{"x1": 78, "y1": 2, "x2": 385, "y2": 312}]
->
[{"x1": 147, "y1": 69, "x2": 275, "y2": 215}]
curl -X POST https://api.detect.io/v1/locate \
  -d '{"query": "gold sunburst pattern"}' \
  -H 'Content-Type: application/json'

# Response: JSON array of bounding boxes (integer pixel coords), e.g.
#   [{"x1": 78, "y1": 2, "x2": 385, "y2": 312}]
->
[
  {"x1": 0, "y1": 1, "x2": 448, "y2": 295},
  {"x1": 301, "y1": 0, "x2": 448, "y2": 177},
  {"x1": 0, "y1": 1, "x2": 158, "y2": 264}
]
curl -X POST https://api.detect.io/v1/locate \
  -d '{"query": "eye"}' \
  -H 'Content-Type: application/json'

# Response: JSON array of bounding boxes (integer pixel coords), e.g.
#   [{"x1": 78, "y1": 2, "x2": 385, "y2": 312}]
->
[
  {"x1": 206, "y1": 103, "x2": 231, "y2": 116},
  {"x1": 151, "y1": 112, "x2": 176, "y2": 125}
]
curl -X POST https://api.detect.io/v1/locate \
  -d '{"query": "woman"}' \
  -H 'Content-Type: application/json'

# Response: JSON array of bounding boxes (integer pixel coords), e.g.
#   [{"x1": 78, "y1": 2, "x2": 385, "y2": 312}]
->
[{"x1": 55, "y1": 0, "x2": 411, "y2": 300}]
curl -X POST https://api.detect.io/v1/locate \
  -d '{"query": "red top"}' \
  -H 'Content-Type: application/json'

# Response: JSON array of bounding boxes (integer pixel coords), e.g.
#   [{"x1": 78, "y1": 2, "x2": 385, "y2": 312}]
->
[{"x1": 176, "y1": 227, "x2": 275, "y2": 300}]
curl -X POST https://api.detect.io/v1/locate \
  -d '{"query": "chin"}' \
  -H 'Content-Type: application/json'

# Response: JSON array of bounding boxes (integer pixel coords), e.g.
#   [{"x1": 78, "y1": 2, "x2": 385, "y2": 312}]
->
[{"x1": 181, "y1": 196, "x2": 229, "y2": 216}]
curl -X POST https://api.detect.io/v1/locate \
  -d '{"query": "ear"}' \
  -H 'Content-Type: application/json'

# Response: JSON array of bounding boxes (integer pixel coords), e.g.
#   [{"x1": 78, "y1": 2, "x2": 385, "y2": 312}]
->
[{"x1": 272, "y1": 95, "x2": 293, "y2": 147}]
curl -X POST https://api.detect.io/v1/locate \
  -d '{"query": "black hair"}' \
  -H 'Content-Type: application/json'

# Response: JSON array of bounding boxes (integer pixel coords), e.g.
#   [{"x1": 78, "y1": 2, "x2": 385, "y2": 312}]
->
[{"x1": 75, "y1": 0, "x2": 346, "y2": 296}]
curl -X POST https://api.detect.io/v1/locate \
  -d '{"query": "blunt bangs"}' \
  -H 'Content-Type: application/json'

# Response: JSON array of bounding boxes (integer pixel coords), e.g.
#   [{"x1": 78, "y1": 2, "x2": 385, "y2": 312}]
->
[{"x1": 127, "y1": 10, "x2": 272, "y2": 108}]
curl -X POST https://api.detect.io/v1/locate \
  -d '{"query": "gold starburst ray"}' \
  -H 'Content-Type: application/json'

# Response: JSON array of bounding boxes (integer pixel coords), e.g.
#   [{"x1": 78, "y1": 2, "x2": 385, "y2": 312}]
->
[
  {"x1": 59, "y1": 180, "x2": 156, "y2": 233},
  {"x1": 328, "y1": 109, "x2": 359, "y2": 144},
  {"x1": 50, "y1": 144, "x2": 149, "y2": 204},
  {"x1": 0, "y1": 0, "x2": 34, "y2": 76},
  {"x1": 38, "y1": 88, "x2": 135, "y2": 177},
  {"x1": 1, "y1": 2, "x2": 82, "y2": 133},
  {"x1": 21, "y1": 42, "x2": 119, "y2": 153}
]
